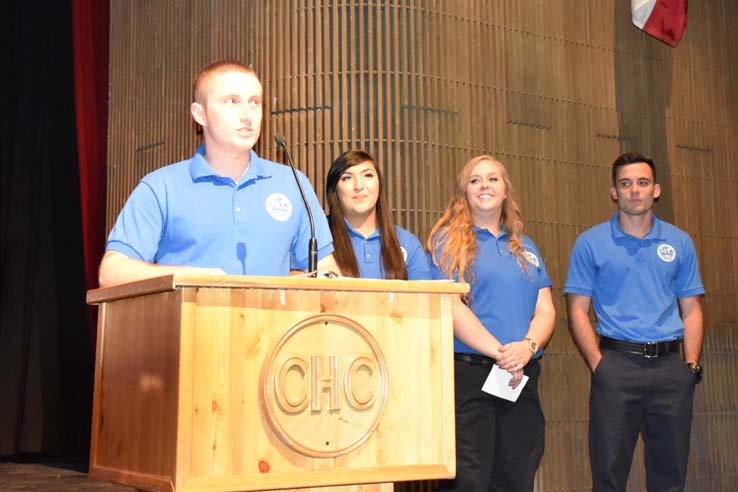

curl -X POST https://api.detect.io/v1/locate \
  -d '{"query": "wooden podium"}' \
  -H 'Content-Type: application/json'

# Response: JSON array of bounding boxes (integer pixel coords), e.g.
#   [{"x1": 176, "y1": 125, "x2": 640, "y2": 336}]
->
[{"x1": 87, "y1": 275, "x2": 467, "y2": 492}]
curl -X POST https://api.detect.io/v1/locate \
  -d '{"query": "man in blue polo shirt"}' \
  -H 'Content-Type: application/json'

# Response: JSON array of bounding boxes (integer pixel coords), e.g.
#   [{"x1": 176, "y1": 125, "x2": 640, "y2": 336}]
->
[
  {"x1": 565, "y1": 152, "x2": 704, "y2": 492},
  {"x1": 99, "y1": 60, "x2": 337, "y2": 287}
]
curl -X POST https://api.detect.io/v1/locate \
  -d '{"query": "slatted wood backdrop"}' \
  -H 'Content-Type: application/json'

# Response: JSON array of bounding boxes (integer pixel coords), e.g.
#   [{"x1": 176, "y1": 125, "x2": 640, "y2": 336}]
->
[{"x1": 106, "y1": 1, "x2": 738, "y2": 490}]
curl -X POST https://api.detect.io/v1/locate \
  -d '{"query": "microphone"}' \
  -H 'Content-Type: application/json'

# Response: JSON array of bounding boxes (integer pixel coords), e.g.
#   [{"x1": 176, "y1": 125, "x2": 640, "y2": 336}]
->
[{"x1": 275, "y1": 134, "x2": 318, "y2": 277}]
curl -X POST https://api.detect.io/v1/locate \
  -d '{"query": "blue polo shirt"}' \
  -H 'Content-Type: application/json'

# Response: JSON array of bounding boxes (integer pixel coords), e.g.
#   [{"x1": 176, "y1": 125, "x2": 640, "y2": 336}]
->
[
  {"x1": 107, "y1": 146, "x2": 333, "y2": 276},
  {"x1": 345, "y1": 220, "x2": 431, "y2": 280},
  {"x1": 564, "y1": 213, "x2": 704, "y2": 342},
  {"x1": 429, "y1": 227, "x2": 552, "y2": 355}
]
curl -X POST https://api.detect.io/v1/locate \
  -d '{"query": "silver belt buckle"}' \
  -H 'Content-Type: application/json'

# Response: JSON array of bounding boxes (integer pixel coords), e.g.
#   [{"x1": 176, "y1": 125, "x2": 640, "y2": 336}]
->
[{"x1": 643, "y1": 342, "x2": 659, "y2": 358}]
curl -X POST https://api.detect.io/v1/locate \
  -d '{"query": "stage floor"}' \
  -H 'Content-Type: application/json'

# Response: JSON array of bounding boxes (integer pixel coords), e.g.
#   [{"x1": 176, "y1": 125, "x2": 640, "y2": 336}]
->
[
  {"x1": 0, "y1": 458, "x2": 433, "y2": 492},
  {"x1": 0, "y1": 458, "x2": 134, "y2": 492}
]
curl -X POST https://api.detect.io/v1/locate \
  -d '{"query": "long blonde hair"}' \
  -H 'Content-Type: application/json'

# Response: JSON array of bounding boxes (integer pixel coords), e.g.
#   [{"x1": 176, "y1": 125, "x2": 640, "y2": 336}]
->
[{"x1": 427, "y1": 155, "x2": 526, "y2": 286}]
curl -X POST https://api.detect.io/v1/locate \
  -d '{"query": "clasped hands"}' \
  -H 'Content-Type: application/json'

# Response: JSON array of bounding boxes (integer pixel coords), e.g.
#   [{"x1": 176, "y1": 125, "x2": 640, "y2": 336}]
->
[{"x1": 496, "y1": 340, "x2": 533, "y2": 390}]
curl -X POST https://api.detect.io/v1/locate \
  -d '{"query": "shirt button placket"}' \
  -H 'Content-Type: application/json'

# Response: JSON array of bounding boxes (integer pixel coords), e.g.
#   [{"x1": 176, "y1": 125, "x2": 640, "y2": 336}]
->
[{"x1": 233, "y1": 185, "x2": 242, "y2": 223}]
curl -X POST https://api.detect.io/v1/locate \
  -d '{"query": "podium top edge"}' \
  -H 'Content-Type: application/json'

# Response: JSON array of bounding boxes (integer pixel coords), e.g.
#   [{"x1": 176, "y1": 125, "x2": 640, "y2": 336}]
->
[{"x1": 86, "y1": 274, "x2": 470, "y2": 304}]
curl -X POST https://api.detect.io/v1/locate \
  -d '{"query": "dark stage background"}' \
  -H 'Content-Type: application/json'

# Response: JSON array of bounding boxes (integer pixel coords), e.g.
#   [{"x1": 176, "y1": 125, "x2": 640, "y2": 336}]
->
[{"x1": 1, "y1": 0, "x2": 108, "y2": 458}]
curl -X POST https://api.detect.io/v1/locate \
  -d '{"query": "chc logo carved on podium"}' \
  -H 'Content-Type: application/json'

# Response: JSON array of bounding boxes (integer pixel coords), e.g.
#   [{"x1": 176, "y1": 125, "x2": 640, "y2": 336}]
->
[{"x1": 260, "y1": 314, "x2": 389, "y2": 458}]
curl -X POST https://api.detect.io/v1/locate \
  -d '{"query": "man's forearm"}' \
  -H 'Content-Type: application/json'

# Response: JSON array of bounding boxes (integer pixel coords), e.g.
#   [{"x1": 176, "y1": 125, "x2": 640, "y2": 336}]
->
[
  {"x1": 567, "y1": 295, "x2": 601, "y2": 371},
  {"x1": 681, "y1": 297, "x2": 704, "y2": 363},
  {"x1": 98, "y1": 251, "x2": 224, "y2": 287}
]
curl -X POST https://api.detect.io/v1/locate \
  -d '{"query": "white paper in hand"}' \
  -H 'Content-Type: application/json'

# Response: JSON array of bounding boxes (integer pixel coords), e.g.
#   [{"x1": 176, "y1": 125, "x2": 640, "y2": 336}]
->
[{"x1": 481, "y1": 364, "x2": 529, "y2": 402}]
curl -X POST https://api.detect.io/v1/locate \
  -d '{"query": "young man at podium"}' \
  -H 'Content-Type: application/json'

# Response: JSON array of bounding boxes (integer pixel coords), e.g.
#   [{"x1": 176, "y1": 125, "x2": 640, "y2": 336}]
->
[{"x1": 98, "y1": 60, "x2": 337, "y2": 287}]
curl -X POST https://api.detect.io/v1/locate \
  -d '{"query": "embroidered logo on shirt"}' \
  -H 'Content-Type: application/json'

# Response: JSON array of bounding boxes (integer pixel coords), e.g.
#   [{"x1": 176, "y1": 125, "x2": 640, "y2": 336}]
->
[
  {"x1": 265, "y1": 193, "x2": 293, "y2": 222},
  {"x1": 524, "y1": 251, "x2": 540, "y2": 268},
  {"x1": 657, "y1": 243, "x2": 677, "y2": 262},
  {"x1": 400, "y1": 246, "x2": 408, "y2": 262}
]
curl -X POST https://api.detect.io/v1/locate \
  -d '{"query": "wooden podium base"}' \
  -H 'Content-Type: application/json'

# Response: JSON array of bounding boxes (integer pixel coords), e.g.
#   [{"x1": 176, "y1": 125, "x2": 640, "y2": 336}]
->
[
  {"x1": 89, "y1": 275, "x2": 464, "y2": 492},
  {"x1": 133, "y1": 485, "x2": 392, "y2": 492},
  {"x1": 269, "y1": 484, "x2": 391, "y2": 492}
]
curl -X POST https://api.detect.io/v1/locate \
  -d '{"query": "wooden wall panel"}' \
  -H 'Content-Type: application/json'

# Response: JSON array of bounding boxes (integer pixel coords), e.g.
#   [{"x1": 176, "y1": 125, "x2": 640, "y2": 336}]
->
[{"x1": 107, "y1": 1, "x2": 738, "y2": 490}]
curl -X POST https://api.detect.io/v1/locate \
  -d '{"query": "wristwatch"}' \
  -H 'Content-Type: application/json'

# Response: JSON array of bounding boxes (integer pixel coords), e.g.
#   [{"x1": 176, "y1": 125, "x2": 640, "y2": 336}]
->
[
  {"x1": 525, "y1": 337, "x2": 538, "y2": 354},
  {"x1": 687, "y1": 362, "x2": 703, "y2": 383}
]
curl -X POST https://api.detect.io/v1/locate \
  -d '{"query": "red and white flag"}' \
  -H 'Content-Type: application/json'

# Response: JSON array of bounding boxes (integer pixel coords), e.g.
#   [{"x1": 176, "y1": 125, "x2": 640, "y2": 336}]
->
[{"x1": 631, "y1": 0, "x2": 688, "y2": 47}]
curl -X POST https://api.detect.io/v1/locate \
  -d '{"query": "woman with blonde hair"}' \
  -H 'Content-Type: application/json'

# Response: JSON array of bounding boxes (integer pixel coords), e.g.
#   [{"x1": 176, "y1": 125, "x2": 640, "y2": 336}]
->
[{"x1": 428, "y1": 155, "x2": 555, "y2": 492}]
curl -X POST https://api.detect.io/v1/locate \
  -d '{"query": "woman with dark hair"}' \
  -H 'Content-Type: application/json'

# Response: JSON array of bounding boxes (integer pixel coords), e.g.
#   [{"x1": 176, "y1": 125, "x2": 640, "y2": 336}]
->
[
  {"x1": 326, "y1": 150, "x2": 430, "y2": 280},
  {"x1": 428, "y1": 155, "x2": 555, "y2": 492}
]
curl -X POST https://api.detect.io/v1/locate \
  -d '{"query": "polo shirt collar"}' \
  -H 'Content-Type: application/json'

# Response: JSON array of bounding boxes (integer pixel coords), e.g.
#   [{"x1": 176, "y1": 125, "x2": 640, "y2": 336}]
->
[
  {"x1": 345, "y1": 218, "x2": 380, "y2": 240},
  {"x1": 241, "y1": 151, "x2": 273, "y2": 184},
  {"x1": 189, "y1": 145, "x2": 273, "y2": 183},
  {"x1": 610, "y1": 212, "x2": 664, "y2": 240},
  {"x1": 473, "y1": 224, "x2": 509, "y2": 240}
]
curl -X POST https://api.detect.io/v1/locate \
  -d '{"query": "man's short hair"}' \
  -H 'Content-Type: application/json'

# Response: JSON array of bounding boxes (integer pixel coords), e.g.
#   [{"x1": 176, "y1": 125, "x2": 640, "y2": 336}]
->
[
  {"x1": 612, "y1": 152, "x2": 656, "y2": 184},
  {"x1": 192, "y1": 60, "x2": 258, "y2": 106}
]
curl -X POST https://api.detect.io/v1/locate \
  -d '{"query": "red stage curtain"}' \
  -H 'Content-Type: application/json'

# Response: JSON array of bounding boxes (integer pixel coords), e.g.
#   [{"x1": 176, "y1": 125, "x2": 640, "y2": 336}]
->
[{"x1": 72, "y1": 0, "x2": 109, "y2": 341}]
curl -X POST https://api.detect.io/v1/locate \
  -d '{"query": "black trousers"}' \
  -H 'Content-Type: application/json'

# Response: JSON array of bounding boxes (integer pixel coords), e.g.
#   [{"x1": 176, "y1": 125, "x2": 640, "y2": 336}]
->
[
  {"x1": 589, "y1": 349, "x2": 696, "y2": 492},
  {"x1": 440, "y1": 358, "x2": 545, "y2": 492}
]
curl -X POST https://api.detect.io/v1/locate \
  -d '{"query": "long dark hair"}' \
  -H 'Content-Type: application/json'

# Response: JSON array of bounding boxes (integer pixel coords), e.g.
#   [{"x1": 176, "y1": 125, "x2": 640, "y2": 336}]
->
[{"x1": 326, "y1": 150, "x2": 408, "y2": 279}]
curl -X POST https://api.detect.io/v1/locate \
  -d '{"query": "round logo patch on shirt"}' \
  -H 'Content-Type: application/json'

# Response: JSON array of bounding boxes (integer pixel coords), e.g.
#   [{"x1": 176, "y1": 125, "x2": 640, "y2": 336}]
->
[
  {"x1": 657, "y1": 243, "x2": 677, "y2": 262},
  {"x1": 265, "y1": 193, "x2": 293, "y2": 222},
  {"x1": 524, "y1": 251, "x2": 540, "y2": 268},
  {"x1": 400, "y1": 246, "x2": 408, "y2": 262}
]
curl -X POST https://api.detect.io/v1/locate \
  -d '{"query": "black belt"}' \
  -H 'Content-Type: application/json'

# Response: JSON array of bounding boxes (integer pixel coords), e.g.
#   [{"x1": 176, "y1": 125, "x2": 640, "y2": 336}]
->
[
  {"x1": 600, "y1": 335, "x2": 682, "y2": 358},
  {"x1": 455, "y1": 352, "x2": 496, "y2": 366}
]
